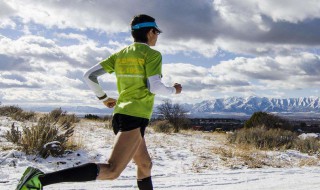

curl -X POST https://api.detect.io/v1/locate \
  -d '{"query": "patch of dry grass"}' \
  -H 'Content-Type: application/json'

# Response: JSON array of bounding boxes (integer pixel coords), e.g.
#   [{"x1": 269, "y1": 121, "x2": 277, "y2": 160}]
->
[
  {"x1": 66, "y1": 133, "x2": 85, "y2": 150},
  {"x1": 0, "y1": 105, "x2": 36, "y2": 121},
  {"x1": 5, "y1": 123, "x2": 21, "y2": 144},
  {"x1": 298, "y1": 157, "x2": 319, "y2": 167},
  {"x1": 211, "y1": 145, "x2": 268, "y2": 169},
  {"x1": 151, "y1": 120, "x2": 174, "y2": 134},
  {"x1": 211, "y1": 142, "x2": 320, "y2": 169},
  {"x1": 228, "y1": 125, "x2": 320, "y2": 156},
  {"x1": 228, "y1": 126, "x2": 296, "y2": 150},
  {"x1": 294, "y1": 138, "x2": 320, "y2": 155},
  {"x1": 4, "y1": 108, "x2": 80, "y2": 158}
]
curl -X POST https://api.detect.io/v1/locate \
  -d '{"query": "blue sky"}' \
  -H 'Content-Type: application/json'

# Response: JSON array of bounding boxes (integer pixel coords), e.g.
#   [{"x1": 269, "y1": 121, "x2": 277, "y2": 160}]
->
[{"x1": 0, "y1": 0, "x2": 320, "y2": 108}]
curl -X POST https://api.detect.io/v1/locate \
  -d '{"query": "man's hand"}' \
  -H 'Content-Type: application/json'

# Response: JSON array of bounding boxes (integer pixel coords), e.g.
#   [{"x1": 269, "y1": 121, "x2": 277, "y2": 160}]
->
[
  {"x1": 173, "y1": 83, "x2": 182, "y2": 94},
  {"x1": 103, "y1": 98, "x2": 117, "y2": 108}
]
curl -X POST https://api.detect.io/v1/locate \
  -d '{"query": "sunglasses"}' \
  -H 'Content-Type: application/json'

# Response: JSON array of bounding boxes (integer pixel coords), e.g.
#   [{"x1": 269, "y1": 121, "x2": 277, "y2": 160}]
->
[{"x1": 154, "y1": 29, "x2": 161, "y2": 35}]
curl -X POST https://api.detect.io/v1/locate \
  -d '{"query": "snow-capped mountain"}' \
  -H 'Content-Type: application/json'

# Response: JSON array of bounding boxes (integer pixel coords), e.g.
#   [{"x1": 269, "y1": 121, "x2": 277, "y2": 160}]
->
[
  {"x1": 188, "y1": 96, "x2": 320, "y2": 115},
  {"x1": 20, "y1": 97, "x2": 320, "y2": 118}
]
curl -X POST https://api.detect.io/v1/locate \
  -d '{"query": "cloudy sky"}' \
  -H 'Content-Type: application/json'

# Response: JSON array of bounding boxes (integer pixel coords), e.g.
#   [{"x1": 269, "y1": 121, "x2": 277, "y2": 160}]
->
[{"x1": 1, "y1": 0, "x2": 320, "y2": 108}]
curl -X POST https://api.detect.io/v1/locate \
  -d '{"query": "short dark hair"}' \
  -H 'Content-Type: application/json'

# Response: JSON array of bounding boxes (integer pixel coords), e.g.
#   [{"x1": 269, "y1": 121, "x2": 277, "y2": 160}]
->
[{"x1": 131, "y1": 14, "x2": 158, "y2": 43}]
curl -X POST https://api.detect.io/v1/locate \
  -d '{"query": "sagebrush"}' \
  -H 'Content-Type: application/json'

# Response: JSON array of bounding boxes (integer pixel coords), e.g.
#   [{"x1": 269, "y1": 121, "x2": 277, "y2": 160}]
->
[
  {"x1": 5, "y1": 123, "x2": 21, "y2": 144},
  {"x1": 5, "y1": 108, "x2": 79, "y2": 158},
  {"x1": 0, "y1": 105, "x2": 35, "y2": 121},
  {"x1": 152, "y1": 120, "x2": 174, "y2": 133},
  {"x1": 228, "y1": 125, "x2": 320, "y2": 154},
  {"x1": 228, "y1": 125, "x2": 296, "y2": 150},
  {"x1": 294, "y1": 137, "x2": 320, "y2": 154}
]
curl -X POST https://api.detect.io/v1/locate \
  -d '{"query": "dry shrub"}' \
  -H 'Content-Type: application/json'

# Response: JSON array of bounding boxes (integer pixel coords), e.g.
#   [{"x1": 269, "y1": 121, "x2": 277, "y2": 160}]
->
[
  {"x1": 5, "y1": 123, "x2": 21, "y2": 144},
  {"x1": 211, "y1": 146, "x2": 267, "y2": 169},
  {"x1": 21, "y1": 117, "x2": 72, "y2": 155},
  {"x1": 298, "y1": 157, "x2": 319, "y2": 167},
  {"x1": 5, "y1": 108, "x2": 79, "y2": 158},
  {"x1": 65, "y1": 133, "x2": 84, "y2": 151},
  {"x1": 152, "y1": 120, "x2": 174, "y2": 133},
  {"x1": 240, "y1": 153, "x2": 267, "y2": 168},
  {"x1": 104, "y1": 119, "x2": 113, "y2": 130},
  {"x1": 211, "y1": 146, "x2": 234, "y2": 159},
  {"x1": 12, "y1": 110, "x2": 36, "y2": 121},
  {"x1": 0, "y1": 105, "x2": 22, "y2": 116},
  {"x1": 294, "y1": 138, "x2": 320, "y2": 154},
  {"x1": 156, "y1": 100, "x2": 189, "y2": 133},
  {"x1": 0, "y1": 105, "x2": 35, "y2": 121},
  {"x1": 228, "y1": 125, "x2": 296, "y2": 150},
  {"x1": 48, "y1": 108, "x2": 79, "y2": 124},
  {"x1": 228, "y1": 125, "x2": 320, "y2": 155}
]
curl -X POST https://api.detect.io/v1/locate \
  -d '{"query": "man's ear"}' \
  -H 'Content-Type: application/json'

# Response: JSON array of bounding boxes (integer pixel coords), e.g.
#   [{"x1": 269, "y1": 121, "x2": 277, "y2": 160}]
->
[
  {"x1": 146, "y1": 29, "x2": 153, "y2": 40},
  {"x1": 147, "y1": 29, "x2": 153, "y2": 36}
]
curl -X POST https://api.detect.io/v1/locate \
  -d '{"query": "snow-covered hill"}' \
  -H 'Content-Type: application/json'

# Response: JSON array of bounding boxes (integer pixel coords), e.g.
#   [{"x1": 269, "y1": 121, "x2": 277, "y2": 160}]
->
[{"x1": 188, "y1": 96, "x2": 320, "y2": 115}]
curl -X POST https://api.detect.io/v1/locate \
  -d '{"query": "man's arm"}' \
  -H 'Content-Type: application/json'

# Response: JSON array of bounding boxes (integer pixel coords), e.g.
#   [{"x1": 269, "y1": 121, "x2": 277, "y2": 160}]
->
[
  {"x1": 147, "y1": 74, "x2": 182, "y2": 95},
  {"x1": 83, "y1": 63, "x2": 109, "y2": 101}
]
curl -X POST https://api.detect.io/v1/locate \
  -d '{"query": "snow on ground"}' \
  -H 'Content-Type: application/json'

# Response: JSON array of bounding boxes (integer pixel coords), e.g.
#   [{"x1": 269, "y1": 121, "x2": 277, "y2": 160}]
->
[
  {"x1": 1, "y1": 116, "x2": 320, "y2": 190},
  {"x1": 298, "y1": 133, "x2": 319, "y2": 140}
]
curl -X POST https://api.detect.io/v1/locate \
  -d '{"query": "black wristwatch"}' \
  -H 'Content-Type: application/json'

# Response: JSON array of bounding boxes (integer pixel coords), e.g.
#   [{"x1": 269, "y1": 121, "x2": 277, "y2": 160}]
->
[{"x1": 97, "y1": 94, "x2": 107, "y2": 100}]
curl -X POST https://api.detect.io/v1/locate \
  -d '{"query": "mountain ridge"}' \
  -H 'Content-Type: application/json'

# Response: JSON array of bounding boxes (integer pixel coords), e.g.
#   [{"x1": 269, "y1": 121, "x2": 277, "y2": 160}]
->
[
  {"x1": 189, "y1": 96, "x2": 320, "y2": 114},
  {"x1": 20, "y1": 96, "x2": 320, "y2": 118}
]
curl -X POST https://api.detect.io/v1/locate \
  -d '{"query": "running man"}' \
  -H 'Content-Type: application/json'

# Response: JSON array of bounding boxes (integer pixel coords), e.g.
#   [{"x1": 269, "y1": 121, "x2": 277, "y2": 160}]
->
[{"x1": 16, "y1": 14, "x2": 182, "y2": 190}]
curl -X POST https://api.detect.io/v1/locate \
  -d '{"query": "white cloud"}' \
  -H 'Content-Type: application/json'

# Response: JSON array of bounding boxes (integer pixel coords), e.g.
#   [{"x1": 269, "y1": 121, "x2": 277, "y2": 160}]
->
[
  {"x1": 5, "y1": 0, "x2": 131, "y2": 32},
  {"x1": 54, "y1": 33, "x2": 89, "y2": 43},
  {"x1": 0, "y1": 18, "x2": 16, "y2": 29},
  {"x1": 257, "y1": 0, "x2": 320, "y2": 23},
  {"x1": 214, "y1": 0, "x2": 320, "y2": 26},
  {"x1": 214, "y1": 0, "x2": 267, "y2": 32},
  {"x1": 0, "y1": 34, "x2": 111, "y2": 68},
  {"x1": 1, "y1": 0, "x2": 320, "y2": 106},
  {"x1": 0, "y1": 1, "x2": 15, "y2": 18},
  {"x1": 163, "y1": 63, "x2": 208, "y2": 77},
  {"x1": 1, "y1": 0, "x2": 320, "y2": 58},
  {"x1": 0, "y1": 34, "x2": 115, "y2": 106},
  {"x1": 156, "y1": 38, "x2": 219, "y2": 58},
  {"x1": 212, "y1": 0, "x2": 320, "y2": 55},
  {"x1": 159, "y1": 52, "x2": 320, "y2": 101},
  {"x1": 162, "y1": 63, "x2": 251, "y2": 93},
  {"x1": 212, "y1": 52, "x2": 320, "y2": 90},
  {"x1": 0, "y1": 35, "x2": 57, "y2": 59},
  {"x1": 215, "y1": 37, "x2": 299, "y2": 56}
]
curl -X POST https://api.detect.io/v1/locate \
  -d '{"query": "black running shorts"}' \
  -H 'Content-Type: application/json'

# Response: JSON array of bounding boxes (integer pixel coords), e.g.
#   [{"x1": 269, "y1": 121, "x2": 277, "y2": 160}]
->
[{"x1": 112, "y1": 113, "x2": 149, "y2": 137}]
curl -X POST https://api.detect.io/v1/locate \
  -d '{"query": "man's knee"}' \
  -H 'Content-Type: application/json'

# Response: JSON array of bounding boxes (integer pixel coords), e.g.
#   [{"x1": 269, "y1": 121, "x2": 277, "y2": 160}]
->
[
  {"x1": 97, "y1": 163, "x2": 121, "y2": 180},
  {"x1": 136, "y1": 160, "x2": 152, "y2": 171}
]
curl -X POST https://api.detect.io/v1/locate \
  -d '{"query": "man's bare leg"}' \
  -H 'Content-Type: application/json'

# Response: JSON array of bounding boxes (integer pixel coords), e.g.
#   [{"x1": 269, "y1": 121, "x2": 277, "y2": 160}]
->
[
  {"x1": 133, "y1": 139, "x2": 152, "y2": 179},
  {"x1": 133, "y1": 138, "x2": 153, "y2": 190},
  {"x1": 97, "y1": 128, "x2": 142, "y2": 180}
]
